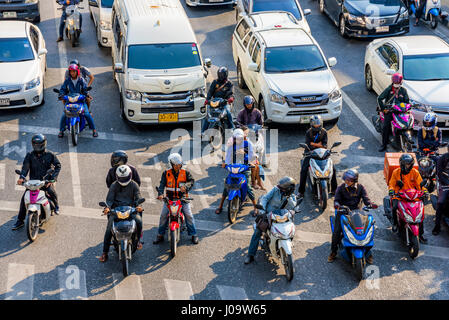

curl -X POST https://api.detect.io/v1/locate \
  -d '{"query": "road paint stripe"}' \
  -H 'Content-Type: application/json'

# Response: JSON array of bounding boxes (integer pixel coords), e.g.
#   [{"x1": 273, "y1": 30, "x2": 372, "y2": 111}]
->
[
  {"x1": 217, "y1": 285, "x2": 248, "y2": 300},
  {"x1": 164, "y1": 279, "x2": 194, "y2": 300},
  {"x1": 57, "y1": 266, "x2": 88, "y2": 300},
  {"x1": 69, "y1": 145, "x2": 83, "y2": 207},
  {"x1": 0, "y1": 163, "x2": 5, "y2": 190},
  {"x1": 271, "y1": 292, "x2": 301, "y2": 300},
  {"x1": 6, "y1": 263, "x2": 34, "y2": 300},
  {"x1": 112, "y1": 274, "x2": 143, "y2": 300}
]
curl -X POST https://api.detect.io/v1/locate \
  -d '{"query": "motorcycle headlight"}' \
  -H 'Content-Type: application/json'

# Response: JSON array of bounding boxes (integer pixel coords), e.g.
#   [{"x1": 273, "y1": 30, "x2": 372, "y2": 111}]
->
[
  {"x1": 314, "y1": 170, "x2": 323, "y2": 178},
  {"x1": 343, "y1": 225, "x2": 373, "y2": 246},
  {"x1": 404, "y1": 212, "x2": 415, "y2": 223},
  {"x1": 25, "y1": 77, "x2": 40, "y2": 90},
  {"x1": 170, "y1": 205, "x2": 180, "y2": 214},
  {"x1": 328, "y1": 88, "x2": 341, "y2": 102},
  {"x1": 231, "y1": 167, "x2": 240, "y2": 174},
  {"x1": 347, "y1": 13, "x2": 366, "y2": 25},
  {"x1": 100, "y1": 20, "x2": 112, "y2": 31},
  {"x1": 269, "y1": 89, "x2": 286, "y2": 105},
  {"x1": 125, "y1": 89, "x2": 141, "y2": 101},
  {"x1": 193, "y1": 86, "x2": 206, "y2": 98},
  {"x1": 322, "y1": 169, "x2": 331, "y2": 177},
  {"x1": 68, "y1": 18, "x2": 74, "y2": 26}
]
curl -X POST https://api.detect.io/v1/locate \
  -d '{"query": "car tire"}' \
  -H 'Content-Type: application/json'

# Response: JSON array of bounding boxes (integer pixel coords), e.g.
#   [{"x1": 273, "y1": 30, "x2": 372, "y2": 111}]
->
[
  {"x1": 237, "y1": 61, "x2": 247, "y2": 89},
  {"x1": 33, "y1": 15, "x2": 41, "y2": 23},
  {"x1": 319, "y1": 0, "x2": 325, "y2": 14},
  {"x1": 339, "y1": 15, "x2": 348, "y2": 38},
  {"x1": 259, "y1": 98, "x2": 268, "y2": 122},
  {"x1": 96, "y1": 26, "x2": 102, "y2": 47},
  {"x1": 365, "y1": 65, "x2": 373, "y2": 92}
]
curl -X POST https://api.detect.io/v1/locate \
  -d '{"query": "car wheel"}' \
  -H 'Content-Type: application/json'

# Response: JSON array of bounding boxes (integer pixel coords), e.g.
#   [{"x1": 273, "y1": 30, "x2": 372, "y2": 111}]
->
[
  {"x1": 237, "y1": 61, "x2": 247, "y2": 89},
  {"x1": 319, "y1": 0, "x2": 325, "y2": 13},
  {"x1": 96, "y1": 26, "x2": 102, "y2": 47},
  {"x1": 259, "y1": 98, "x2": 268, "y2": 122},
  {"x1": 339, "y1": 15, "x2": 348, "y2": 38},
  {"x1": 365, "y1": 65, "x2": 373, "y2": 92}
]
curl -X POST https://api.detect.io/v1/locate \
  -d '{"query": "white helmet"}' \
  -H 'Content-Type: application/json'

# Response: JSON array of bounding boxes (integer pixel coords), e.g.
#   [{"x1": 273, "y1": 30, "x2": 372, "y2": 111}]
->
[
  {"x1": 168, "y1": 153, "x2": 183, "y2": 167},
  {"x1": 233, "y1": 128, "x2": 244, "y2": 139},
  {"x1": 116, "y1": 165, "x2": 132, "y2": 186}
]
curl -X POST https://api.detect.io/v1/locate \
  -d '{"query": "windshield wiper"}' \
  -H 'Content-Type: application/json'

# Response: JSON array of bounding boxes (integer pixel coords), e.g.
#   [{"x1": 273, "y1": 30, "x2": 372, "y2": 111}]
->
[
  {"x1": 421, "y1": 78, "x2": 449, "y2": 81},
  {"x1": 305, "y1": 66, "x2": 327, "y2": 71},
  {"x1": 280, "y1": 69, "x2": 307, "y2": 73}
]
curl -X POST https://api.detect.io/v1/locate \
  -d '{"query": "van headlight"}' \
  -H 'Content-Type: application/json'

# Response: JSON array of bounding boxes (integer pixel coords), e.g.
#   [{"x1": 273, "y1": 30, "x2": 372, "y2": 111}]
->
[
  {"x1": 269, "y1": 89, "x2": 286, "y2": 105},
  {"x1": 100, "y1": 20, "x2": 112, "y2": 31},
  {"x1": 329, "y1": 88, "x2": 341, "y2": 102},
  {"x1": 193, "y1": 86, "x2": 206, "y2": 98},
  {"x1": 25, "y1": 77, "x2": 40, "y2": 90},
  {"x1": 125, "y1": 89, "x2": 141, "y2": 101}
]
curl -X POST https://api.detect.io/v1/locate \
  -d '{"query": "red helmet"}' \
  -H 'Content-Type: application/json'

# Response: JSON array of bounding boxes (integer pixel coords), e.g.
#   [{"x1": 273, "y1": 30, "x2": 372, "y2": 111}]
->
[
  {"x1": 68, "y1": 64, "x2": 80, "y2": 77},
  {"x1": 392, "y1": 73, "x2": 403, "y2": 85}
]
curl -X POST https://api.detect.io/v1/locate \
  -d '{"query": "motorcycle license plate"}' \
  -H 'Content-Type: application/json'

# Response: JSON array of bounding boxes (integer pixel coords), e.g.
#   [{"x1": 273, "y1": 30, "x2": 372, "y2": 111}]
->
[
  {"x1": 0, "y1": 98, "x2": 10, "y2": 106},
  {"x1": 3, "y1": 12, "x2": 17, "y2": 18},
  {"x1": 158, "y1": 113, "x2": 178, "y2": 122},
  {"x1": 376, "y1": 26, "x2": 389, "y2": 33},
  {"x1": 300, "y1": 116, "x2": 311, "y2": 124}
]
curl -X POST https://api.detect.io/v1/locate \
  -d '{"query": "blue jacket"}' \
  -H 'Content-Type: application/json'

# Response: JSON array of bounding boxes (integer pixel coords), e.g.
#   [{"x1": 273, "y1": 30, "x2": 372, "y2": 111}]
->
[
  {"x1": 59, "y1": 77, "x2": 87, "y2": 97},
  {"x1": 225, "y1": 139, "x2": 254, "y2": 165},
  {"x1": 259, "y1": 186, "x2": 297, "y2": 213},
  {"x1": 418, "y1": 127, "x2": 442, "y2": 152}
]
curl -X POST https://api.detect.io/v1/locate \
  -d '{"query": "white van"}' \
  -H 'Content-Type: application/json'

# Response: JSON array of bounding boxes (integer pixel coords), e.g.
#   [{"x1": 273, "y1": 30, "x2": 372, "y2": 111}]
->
[
  {"x1": 111, "y1": 0, "x2": 211, "y2": 124},
  {"x1": 89, "y1": 0, "x2": 113, "y2": 47}
]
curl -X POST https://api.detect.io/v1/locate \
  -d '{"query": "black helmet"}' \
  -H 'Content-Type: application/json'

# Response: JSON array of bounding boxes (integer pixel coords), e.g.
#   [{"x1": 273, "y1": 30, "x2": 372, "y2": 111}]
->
[
  {"x1": 399, "y1": 154, "x2": 414, "y2": 175},
  {"x1": 217, "y1": 66, "x2": 228, "y2": 82},
  {"x1": 31, "y1": 134, "x2": 47, "y2": 153},
  {"x1": 342, "y1": 169, "x2": 359, "y2": 184},
  {"x1": 277, "y1": 176, "x2": 296, "y2": 196},
  {"x1": 310, "y1": 115, "x2": 323, "y2": 133},
  {"x1": 69, "y1": 59, "x2": 80, "y2": 67},
  {"x1": 111, "y1": 150, "x2": 128, "y2": 168}
]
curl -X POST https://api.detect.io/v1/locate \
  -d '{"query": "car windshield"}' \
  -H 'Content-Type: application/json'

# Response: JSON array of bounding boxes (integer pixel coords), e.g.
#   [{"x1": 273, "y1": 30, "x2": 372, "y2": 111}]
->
[
  {"x1": 101, "y1": 0, "x2": 114, "y2": 8},
  {"x1": 403, "y1": 53, "x2": 449, "y2": 81},
  {"x1": 264, "y1": 45, "x2": 327, "y2": 73},
  {"x1": 0, "y1": 38, "x2": 34, "y2": 63},
  {"x1": 128, "y1": 43, "x2": 201, "y2": 70},
  {"x1": 252, "y1": 0, "x2": 302, "y2": 20}
]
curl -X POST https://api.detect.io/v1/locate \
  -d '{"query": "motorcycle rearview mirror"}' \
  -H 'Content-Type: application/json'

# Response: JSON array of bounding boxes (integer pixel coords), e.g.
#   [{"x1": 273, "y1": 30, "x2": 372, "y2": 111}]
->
[
  {"x1": 441, "y1": 142, "x2": 448, "y2": 148},
  {"x1": 46, "y1": 168, "x2": 55, "y2": 175},
  {"x1": 299, "y1": 143, "x2": 307, "y2": 149},
  {"x1": 420, "y1": 180, "x2": 427, "y2": 188},
  {"x1": 331, "y1": 141, "x2": 342, "y2": 149},
  {"x1": 99, "y1": 202, "x2": 107, "y2": 207},
  {"x1": 136, "y1": 198, "x2": 145, "y2": 205},
  {"x1": 86, "y1": 86, "x2": 92, "y2": 91},
  {"x1": 15, "y1": 169, "x2": 21, "y2": 175},
  {"x1": 296, "y1": 197, "x2": 304, "y2": 206},
  {"x1": 255, "y1": 204, "x2": 264, "y2": 210},
  {"x1": 53, "y1": 88, "x2": 59, "y2": 93}
]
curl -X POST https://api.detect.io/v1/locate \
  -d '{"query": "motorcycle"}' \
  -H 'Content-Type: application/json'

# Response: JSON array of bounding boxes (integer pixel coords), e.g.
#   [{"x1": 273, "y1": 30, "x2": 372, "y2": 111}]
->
[
  {"x1": 383, "y1": 189, "x2": 425, "y2": 259},
  {"x1": 99, "y1": 198, "x2": 145, "y2": 277},
  {"x1": 246, "y1": 124, "x2": 266, "y2": 167},
  {"x1": 372, "y1": 103, "x2": 415, "y2": 152},
  {"x1": 15, "y1": 169, "x2": 55, "y2": 242},
  {"x1": 410, "y1": 0, "x2": 441, "y2": 29},
  {"x1": 330, "y1": 205, "x2": 375, "y2": 281},
  {"x1": 204, "y1": 97, "x2": 234, "y2": 150},
  {"x1": 255, "y1": 201, "x2": 302, "y2": 282},
  {"x1": 225, "y1": 163, "x2": 252, "y2": 224},
  {"x1": 53, "y1": 87, "x2": 91, "y2": 146},
  {"x1": 416, "y1": 143, "x2": 447, "y2": 193},
  {"x1": 57, "y1": 1, "x2": 83, "y2": 47},
  {"x1": 299, "y1": 141, "x2": 341, "y2": 211}
]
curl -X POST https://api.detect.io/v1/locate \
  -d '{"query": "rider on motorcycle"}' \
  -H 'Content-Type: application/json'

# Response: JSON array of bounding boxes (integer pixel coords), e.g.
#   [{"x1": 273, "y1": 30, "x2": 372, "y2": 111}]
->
[
  {"x1": 377, "y1": 73, "x2": 410, "y2": 152},
  {"x1": 99, "y1": 165, "x2": 143, "y2": 262},
  {"x1": 58, "y1": 64, "x2": 98, "y2": 138},
  {"x1": 244, "y1": 177, "x2": 297, "y2": 265},
  {"x1": 298, "y1": 115, "x2": 337, "y2": 198},
  {"x1": 106, "y1": 150, "x2": 141, "y2": 189},
  {"x1": 65, "y1": 60, "x2": 94, "y2": 111},
  {"x1": 328, "y1": 170, "x2": 377, "y2": 263},
  {"x1": 236, "y1": 95, "x2": 263, "y2": 128},
  {"x1": 417, "y1": 112, "x2": 442, "y2": 156},
  {"x1": 56, "y1": 0, "x2": 83, "y2": 42},
  {"x1": 388, "y1": 154, "x2": 428, "y2": 243},
  {"x1": 153, "y1": 153, "x2": 199, "y2": 245},
  {"x1": 201, "y1": 66, "x2": 235, "y2": 134},
  {"x1": 432, "y1": 149, "x2": 449, "y2": 235},
  {"x1": 13, "y1": 134, "x2": 62, "y2": 230}
]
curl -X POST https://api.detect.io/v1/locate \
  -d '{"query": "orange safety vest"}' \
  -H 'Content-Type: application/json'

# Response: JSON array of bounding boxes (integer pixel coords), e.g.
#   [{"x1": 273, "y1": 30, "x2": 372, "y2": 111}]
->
[{"x1": 166, "y1": 169, "x2": 188, "y2": 199}]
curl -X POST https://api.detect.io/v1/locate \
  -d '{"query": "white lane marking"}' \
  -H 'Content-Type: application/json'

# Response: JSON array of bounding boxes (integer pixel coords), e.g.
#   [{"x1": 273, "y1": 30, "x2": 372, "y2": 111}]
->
[
  {"x1": 3, "y1": 140, "x2": 27, "y2": 159},
  {"x1": 341, "y1": 91, "x2": 382, "y2": 144},
  {"x1": 112, "y1": 274, "x2": 143, "y2": 300},
  {"x1": 271, "y1": 292, "x2": 301, "y2": 300},
  {"x1": 57, "y1": 266, "x2": 88, "y2": 300},
  {"x1": 0, "y1": 163, "x2": 5, "y2": 190},
  {"x1": 136, "y1": 152, "x2": 162, "y2": 170},
  {"x1": 140, "y1": 177, "x2": 157, "y2": 204},
  {"x1": 164, "y1": 279, "x2": 194, "y2": 300},
  {"x1": 217, "y1": 285, "x2": 248, "y2": 300},
  {"x1": 69, "y1": 145, "x2": 83, "y2": 207},
  {"x1": 6, "y1": 263, "x2": 34, "y2": 300}
]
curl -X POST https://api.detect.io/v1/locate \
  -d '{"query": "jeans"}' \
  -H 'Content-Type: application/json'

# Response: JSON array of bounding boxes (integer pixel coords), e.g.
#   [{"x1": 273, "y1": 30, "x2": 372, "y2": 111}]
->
[
  {"x1": 222, "y1": 170, "x2": 255, "y2": 201},
  {"x1": 381, "y1": 112, "x2": 393, "y2": 147},
  {"x1": 201, "y1": 105, "x2": 234, "y2": 133},
  {"x1": 415, "y1": 0, "x2": 426, "y2": 20},
  {"x1": 59, "y1": 11, "x2": 83, "y2": 38},
  {"x1": 103, "y1": 213, "x2": 142, "y2": 253},
  {"x1": 248, "y1": 227, "x2": 262, "y2": 257},
  {"x1": 17, "y1": 185, "x2": 58, "y2": 222},
  {"x1": 60, "y1": 107, "x2": 95, "y2": 132},
  {"x1": 298, "y1": 156, "x2": 337, "y2": 195},
  {"x1": 158, "y1": 202, "x2": 197, "y2": 236}
]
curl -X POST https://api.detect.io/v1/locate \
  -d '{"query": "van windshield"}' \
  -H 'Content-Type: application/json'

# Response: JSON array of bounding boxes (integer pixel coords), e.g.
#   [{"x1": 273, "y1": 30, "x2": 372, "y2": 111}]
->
[{"x1": 128, "y1": 43, "x2": 202, "y2": 70}]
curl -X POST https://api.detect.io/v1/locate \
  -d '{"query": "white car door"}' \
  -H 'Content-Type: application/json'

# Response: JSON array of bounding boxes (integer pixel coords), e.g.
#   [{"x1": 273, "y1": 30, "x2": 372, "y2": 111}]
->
[
  {"x1": 371, "y1": 43, "x2": 392, "y2": 93},
  {"x1": 378, "y1": 43, "x2": 400, "y2": 92},
  {"x1": 90, "y1": 0, "x2": 100, "y2": 27},
  {"x1": 247, "y1": 39, "x2": 262, "y2": 98},
  {"x1": 233, "y1": 18, "x2": 252, "y2": 85}
]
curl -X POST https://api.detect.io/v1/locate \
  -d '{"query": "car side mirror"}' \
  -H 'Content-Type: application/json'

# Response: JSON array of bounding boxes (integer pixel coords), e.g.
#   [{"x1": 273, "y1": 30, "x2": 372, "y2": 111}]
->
[
  {"x1": 304, "y1": 9, "x2": 311, "y2": 16},
  {"x1": 248, "y1": 62, "x2": 259, "y2": 72},
  {"x1": 204, "y1": 58, "x2": 212, "y2": 68},
  {"x1": 114, "y1": 63, "x2": 124, "y2": 73},
  {"x1": 385, "y1": 68, "x2": 395, "y2": 75},
  {"x1": 88, "y1": 0, "x2": 98, "y2": 7},
  {"x1": 328, "y1": 57, "x2": 337, "y2": 67},
  {"x1": 38, "y1": 48, "x2": 47, "y2": 56}
]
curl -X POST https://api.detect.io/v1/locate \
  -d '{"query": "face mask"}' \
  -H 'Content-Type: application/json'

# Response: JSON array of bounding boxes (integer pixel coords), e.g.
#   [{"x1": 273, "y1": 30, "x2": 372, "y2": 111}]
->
[{"x1": 393, "y1": 83, "x2": 401, "y2": 89}]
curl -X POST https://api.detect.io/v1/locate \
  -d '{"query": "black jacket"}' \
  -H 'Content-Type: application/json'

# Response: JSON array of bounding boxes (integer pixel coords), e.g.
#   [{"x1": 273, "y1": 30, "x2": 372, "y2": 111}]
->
[
  {"x1": 106, "y1": 180, "x2": 142, "y2": 209},
  {"x1": 106, "y1": 165, "x2": 141, "y2": 189},
  {"x1": 305, "y1": 128, "x2": 328, "y2": 151},
  {"x1": 377, "y1": 85, "x2": 410, "y2": 111},
  {"x1": 206, "y1": 79, "x2": 233, "y2": 100},
  {"x1": 158, "y1": 169, "x2": 194, "y2": 200},
  {"x1": 20, "y1": 151, "x2": 61, "y2": 181},
  {"x1": 334, "y1": 183, "x2": 372, "y2": 211},
  {"x1": 437, "y1": 153, "x2": 449, "y2": 187}
]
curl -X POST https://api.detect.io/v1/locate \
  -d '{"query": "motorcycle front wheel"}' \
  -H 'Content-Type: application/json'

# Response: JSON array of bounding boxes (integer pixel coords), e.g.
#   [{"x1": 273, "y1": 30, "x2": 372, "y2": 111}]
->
[
  {"x1": 355, "y1": 258, "x2": 365, "y2": 281},
  {"x1": 408, "y1": 232, "x2": 419, "y2": 259},
  {"x1": 209, "y1": 125, "x2": 224, "y2": 151},
  {"x1": 71, "y1": 122, "x2": 79, "y2": 146},
  {"x1": 318, "y1": 180, "x2": 328, "y2": 211},
  {"x1": 228, "y1": 197, "x2": 240, "y2": 224},
  {"x1": 26, "y1": 212, "x2": 39, "y2": 242},
  {"x1": 121, "y1": 246, "x2": 129, "y2": 277},
  {"x1": 170, "y1": 229, "x2": 177, "y2": 258},
  {"x1": 430, "y1": 14, "x2": 438, "y2": 29},
  {"x1": 280, "y1": 247, "x2": 294, "y2": 282},
  {"x1": 71, "y1": 33, "x2": 76, "y2": 47}
]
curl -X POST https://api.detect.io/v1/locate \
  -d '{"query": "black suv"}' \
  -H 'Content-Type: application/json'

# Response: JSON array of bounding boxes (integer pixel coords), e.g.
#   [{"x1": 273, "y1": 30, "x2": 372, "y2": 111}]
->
[{"x1": 0, "y1": 0, "x2": 40, "y2": 23}]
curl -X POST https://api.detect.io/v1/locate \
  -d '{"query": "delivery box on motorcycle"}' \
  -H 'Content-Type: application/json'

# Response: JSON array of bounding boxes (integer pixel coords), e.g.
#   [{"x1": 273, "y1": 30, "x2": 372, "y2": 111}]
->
[{"x1": 384, "y1": 152, "x2": 418, "y2": 183}]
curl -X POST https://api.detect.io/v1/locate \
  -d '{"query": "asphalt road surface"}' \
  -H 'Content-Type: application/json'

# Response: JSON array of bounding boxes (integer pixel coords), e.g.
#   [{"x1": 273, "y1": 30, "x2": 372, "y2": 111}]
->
[{"x1": 1, "y1": 0, "x2": 449, "y2": 300}]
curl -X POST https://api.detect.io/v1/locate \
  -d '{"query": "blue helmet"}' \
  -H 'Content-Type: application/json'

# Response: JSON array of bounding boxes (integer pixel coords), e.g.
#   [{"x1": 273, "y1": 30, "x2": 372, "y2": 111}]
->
[
  {"x1": 423, "y1": 112, "x2": 437, "y2": 131},
  {"x1": 342, "y1": 169, "x2": 359, "y2": 183},
  {"x1": 243, "y1": 95, "x2": 255, "y2": 108}
]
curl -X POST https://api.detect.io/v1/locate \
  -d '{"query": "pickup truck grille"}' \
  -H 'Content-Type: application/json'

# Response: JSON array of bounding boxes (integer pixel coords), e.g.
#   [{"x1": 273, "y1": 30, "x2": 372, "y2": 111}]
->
[
  {"x1": 285, "y1": 94, "x2": 329, "y2": 108},
  {"x1": 287, "y1": 109, "x2": 328, "y2": 116}
]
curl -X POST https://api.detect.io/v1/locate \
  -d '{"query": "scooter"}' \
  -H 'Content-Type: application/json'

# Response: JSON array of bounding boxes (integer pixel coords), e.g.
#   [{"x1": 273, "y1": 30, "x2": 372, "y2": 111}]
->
[
  {"x1": 204, "y1": 97, "x2": 233, "y2": 150},
  {"x1": 372, "y1": 103, "x2": 415, "y2": 152},
  {"x1": 225, "y1": 163, "x2": 252, "y2": 224},
  {"x1": 330, "y1": 205, "x2": 375, "y2": 281},
  {"x1": 99, "y1": 198, "x2": 145, "y2": 277},
  {"x1": 384, "y1": 189, "x2": 425, "y2": 259},
  {"x1": 53, "y1": 87, "x2": 91, "y2": 146},
  {"x1": 416, "y1": 143, "x2": 447, "y2": 193},
  {"x1": 57, "y1": 0, "x2": 83, "y2": 47},
  {"x1": 410, "y1": 0, "x2": 441, "y2": 29},
  {"x1": 15, "y1": 169, "x2": 55, "y2": 242},
  {"x1": 299, "y1": 141, "x2": 341, "y2": 211}
]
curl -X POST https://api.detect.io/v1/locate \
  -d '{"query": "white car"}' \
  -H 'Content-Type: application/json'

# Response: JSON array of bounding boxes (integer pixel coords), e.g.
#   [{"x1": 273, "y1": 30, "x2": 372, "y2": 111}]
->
[
  {"x1": 88, "y1": 0, "x2": 113, "y2": 47},
  {"x1": 0, "y1": 21, "x2": 47, "y2": 109},
  {"x1": 364, "y1": 35, "x2": 449, "y2": 130},
  {"x1": 232, "y1": 12, "x2": 342, "y2": 124}
]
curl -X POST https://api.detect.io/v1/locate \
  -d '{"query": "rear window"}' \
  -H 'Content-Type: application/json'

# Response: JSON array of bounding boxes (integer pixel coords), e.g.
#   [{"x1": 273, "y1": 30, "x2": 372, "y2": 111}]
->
[
  {"x1": 252, "y1": 0, "x2": 302, "y2": 20},
  {"x1": 101, "y1": 0, "x2": 114, "y2": 8},
  {"x1": 128, "y1": 43, "x2": 202, "y2": 69},
  {"x1": 0, "y1": 38, "x2": 34, "y2": 63}
]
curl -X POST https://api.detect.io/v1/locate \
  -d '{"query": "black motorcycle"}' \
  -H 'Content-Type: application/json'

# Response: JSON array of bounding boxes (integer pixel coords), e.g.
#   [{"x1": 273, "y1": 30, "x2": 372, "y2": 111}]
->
[
  {"x1": 416, "y1": 143, "x2": 447, "y2": 193},
  {"x1": 203, "y1": 97, "x2": 232, "y2": 150}
]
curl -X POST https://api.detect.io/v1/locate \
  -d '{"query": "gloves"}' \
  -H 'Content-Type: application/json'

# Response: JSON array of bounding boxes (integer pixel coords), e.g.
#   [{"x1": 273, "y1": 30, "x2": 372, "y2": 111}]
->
[
  {"x1": 103, "y1": 207, "x2": 110, "y2": 215},
  {"x1": 334, "y1": 202, "x2": 340, "y2": 210},
  {"x1": 227, "y1": 97, "x2": 234, "y2": 104},
  {"x1": 389, "y1": 189, "x2": 395, "y2": 197},
  {"x1": 136, "y1": 206, "x2": 143, "y2": 213},
  {"x1": 396, "y1": 180, "x2": 404, "y2": 188}
]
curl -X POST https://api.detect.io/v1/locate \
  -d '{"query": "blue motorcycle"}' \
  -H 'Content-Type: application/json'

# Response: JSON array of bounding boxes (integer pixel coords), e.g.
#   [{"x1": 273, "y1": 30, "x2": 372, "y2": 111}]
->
[
  {"x1": 225, "y1": 163, "x2": 251, "y2": 224},
  {"x1": 410, "y1": 0, "x2": 441, "y2": 29},
  {"x1": 330, "y1": 205, "x2": 375, "y2": 281},
  {"x1": 53, "y1": 87, "x2": 90, "y2": 146}
]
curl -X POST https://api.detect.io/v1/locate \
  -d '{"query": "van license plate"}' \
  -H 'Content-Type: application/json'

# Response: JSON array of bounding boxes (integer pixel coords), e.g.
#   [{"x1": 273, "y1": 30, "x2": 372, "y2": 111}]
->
[
  {"x1": 376, "y1": 26, "x2": 389, "y2": 33},
  {"x1": 159, "y1": 113, "x2": 178, "y2": 122},
  {"x1": 300, "y1": 116, "x2": 311, "y2": 124},
  {"x1": 3, "y1": 12, "x2": 17, "y2": 18},
  {"x1": 0, "y1": 98, "x2": 10, "y2": 106}
]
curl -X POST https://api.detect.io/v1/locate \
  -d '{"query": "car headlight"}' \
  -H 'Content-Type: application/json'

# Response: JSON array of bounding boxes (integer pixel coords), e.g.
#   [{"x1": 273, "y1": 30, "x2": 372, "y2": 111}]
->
[
  {"x1": 399, "y1": 9, "x2": 409, "y2": 20},
  {"x1": 100, "y1": 20, "x2": 112, "y2": 31},
  {"x1": 347, "y1": 13, "x2": 365, "y2": 25},
  {"x1": 125, "y1": 89, "x2": 141, "y2": 101},
  {"x1": 329, "y1": 88, "x2": 341, "y2": 102},
  {"x1": 269, "y1": 89, "x2": 286, "y2": 105},
  {"x1": 193, "y1": 86, "x2": 206, "y2": 99},
  {"x1": 25, "y1": 77, "x2": 40, "y2": 90}
]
